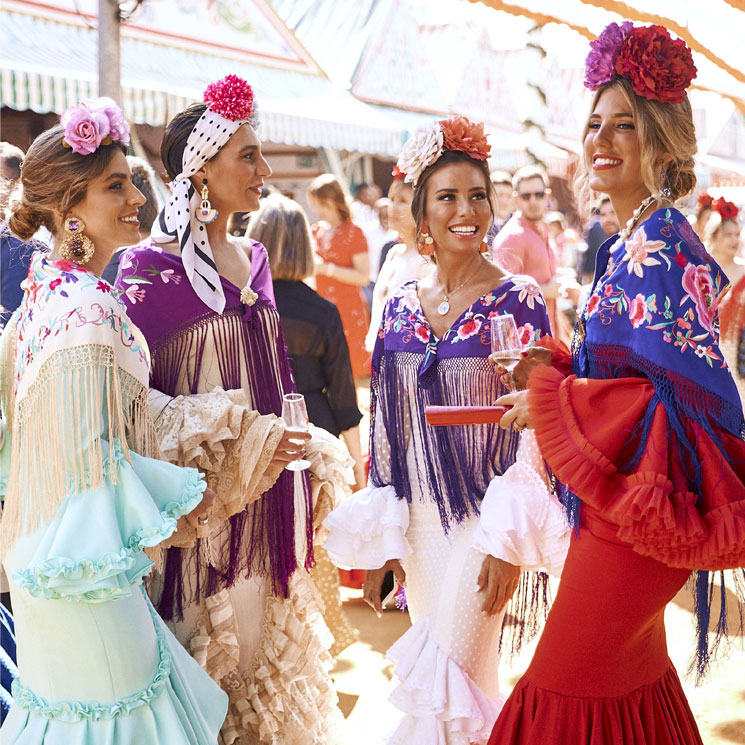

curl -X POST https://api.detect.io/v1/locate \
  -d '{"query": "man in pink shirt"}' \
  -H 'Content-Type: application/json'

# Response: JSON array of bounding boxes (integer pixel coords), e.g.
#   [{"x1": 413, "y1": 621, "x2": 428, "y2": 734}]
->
[{"x1": 492, "y1": 165, "x2": 561, "y2": 333}]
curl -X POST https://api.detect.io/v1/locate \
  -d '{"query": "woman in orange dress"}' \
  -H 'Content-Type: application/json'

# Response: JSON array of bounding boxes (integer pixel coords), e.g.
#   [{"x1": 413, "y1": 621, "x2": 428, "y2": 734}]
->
[{"x1": 308, "y1": 174, "x2": 371, "y2": 379}]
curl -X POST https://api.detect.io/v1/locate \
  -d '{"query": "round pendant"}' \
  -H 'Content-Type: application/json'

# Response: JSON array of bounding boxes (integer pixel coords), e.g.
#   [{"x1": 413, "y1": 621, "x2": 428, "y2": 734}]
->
[{"x1": 437, "y1": 300, "x2": 450, "y2": 316}]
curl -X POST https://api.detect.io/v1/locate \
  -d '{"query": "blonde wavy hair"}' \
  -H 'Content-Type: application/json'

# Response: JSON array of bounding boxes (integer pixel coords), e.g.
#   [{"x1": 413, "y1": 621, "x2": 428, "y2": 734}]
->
[{"x1": 576, "y1": 77, "x2": 697, "y2": 214}]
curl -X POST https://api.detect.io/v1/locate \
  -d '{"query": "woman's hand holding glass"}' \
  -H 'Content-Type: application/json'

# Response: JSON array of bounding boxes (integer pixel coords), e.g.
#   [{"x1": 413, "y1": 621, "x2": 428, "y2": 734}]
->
[
  {"x1": 279, "y1": 393, "x2": 312, "y2": 471},
  {"x1": 490, "y1": 313, "x2": 523, "y2": 391}
]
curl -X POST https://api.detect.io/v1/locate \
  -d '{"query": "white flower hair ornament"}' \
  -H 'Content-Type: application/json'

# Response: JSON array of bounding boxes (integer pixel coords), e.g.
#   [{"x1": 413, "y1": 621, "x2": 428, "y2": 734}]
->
[{"x1": 396, "y1": 122, "x2": 444, "y2": 185}]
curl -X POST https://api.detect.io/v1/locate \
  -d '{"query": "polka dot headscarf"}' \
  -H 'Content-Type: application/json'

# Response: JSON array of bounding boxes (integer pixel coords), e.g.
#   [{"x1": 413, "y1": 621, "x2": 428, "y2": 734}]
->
[{"x1": 151, "y1": 102, "x2": 252, "y2": 313}]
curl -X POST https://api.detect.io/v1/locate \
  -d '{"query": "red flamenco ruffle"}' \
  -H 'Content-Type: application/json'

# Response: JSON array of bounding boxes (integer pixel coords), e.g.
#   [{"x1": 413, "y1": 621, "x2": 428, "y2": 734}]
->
[
  {"x1": 487, "y1": 665, "x2": 702, "y2": 745},
  {"x1": 527, "y1": 365, "x2": 745, "y2": 570},
  {"x1": 536, "y1": 333, "x2": 573, "y2": 377}
]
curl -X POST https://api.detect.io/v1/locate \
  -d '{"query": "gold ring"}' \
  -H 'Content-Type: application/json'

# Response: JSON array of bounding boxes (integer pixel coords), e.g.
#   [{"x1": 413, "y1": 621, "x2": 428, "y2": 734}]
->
[{"x1": 197, "y1": 516, "x2": 209, "y2": 525}]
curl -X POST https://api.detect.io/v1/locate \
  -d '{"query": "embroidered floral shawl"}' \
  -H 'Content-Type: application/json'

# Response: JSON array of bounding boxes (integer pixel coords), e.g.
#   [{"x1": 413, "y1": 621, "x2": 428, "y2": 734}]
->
[
  {"x1": 0, "y1": 253, "x2": 156, "y2": 553},
  {"x1": 369, "y1": 276, "x2": 549, "y2": 530},
  {"x1": 535, "y1": 208, "x2": 745, "y2": 679}
]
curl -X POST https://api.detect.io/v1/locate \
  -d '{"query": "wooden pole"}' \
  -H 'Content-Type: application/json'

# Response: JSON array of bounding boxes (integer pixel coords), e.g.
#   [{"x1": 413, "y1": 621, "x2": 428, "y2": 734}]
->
[{"x1": 98, "y1": 0, "x2": 121, "y2": 102}]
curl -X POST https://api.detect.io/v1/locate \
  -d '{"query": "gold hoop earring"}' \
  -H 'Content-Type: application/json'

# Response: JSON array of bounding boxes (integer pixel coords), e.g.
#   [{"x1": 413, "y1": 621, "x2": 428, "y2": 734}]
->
[
  {"x1": 196, "y1": 179, "x2": 219, "y2": 224},
  {"x1": 418, "y1": 232, "x2": 434, "y2": 256},
  {"x1": 59, "y1": 217, "x2": 95, "y2": 264}
]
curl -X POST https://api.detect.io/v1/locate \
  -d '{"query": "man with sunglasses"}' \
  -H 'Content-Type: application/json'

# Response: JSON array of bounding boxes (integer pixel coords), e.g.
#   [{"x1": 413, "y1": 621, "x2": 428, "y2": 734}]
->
[{"x1": 492, "y1": 164, "x2": 560, "y2": 333}]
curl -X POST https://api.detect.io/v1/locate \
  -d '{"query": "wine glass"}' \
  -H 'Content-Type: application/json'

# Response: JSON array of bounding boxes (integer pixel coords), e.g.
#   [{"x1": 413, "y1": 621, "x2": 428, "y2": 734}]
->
[
  {"x1": 490, "y1": 313, "x2": 523, "y2": 390},
  {"x1": 281, "y1": 393, "x2": 311, "y2": 471}
]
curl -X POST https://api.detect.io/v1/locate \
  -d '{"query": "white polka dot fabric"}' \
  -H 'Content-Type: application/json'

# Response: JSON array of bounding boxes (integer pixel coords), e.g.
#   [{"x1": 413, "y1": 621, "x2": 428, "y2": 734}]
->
[{"x1": 151, "y1": 107, "x2": 250, "y2": 314}]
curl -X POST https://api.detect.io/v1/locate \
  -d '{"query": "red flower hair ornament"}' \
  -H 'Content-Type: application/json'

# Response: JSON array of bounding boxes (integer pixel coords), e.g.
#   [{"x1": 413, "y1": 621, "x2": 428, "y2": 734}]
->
[
  {"x1": 696, "y1": 191, "x2": 714, "y2": 211},
  {"x1": 585, "y1": 22, "x2": 696, "y2": 105},
  {"x1": 712, "y1": 197, "x2": 740, "y2": 221}
]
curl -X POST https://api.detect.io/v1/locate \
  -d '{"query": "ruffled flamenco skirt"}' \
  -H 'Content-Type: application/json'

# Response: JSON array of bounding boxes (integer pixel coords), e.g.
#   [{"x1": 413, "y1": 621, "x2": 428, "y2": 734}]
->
[
  {"x1": 383, "y1": 498, "x2": 508, "y2": 745},
  {"x1": 488, "y1": 510, "x2": 702, "y2": 745},
  {"x1": 0, "y1": 447, "x2": 228, "y2": 744}
]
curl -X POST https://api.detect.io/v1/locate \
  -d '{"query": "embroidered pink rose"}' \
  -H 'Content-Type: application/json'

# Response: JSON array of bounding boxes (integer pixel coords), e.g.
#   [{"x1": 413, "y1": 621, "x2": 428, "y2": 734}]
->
[
  {"x1": 586, "y1": 294, "x2": 601, "y2": 315},
  {"x1": 456, "y1": 316, "x2": 482, "y2": 340},
  {"x1": 628, "y1": 293, "x2": 650, "y2": 328},
  {"x1": 414, "y1": 324, "x2": 430, "y2": 343},
  {"x1": 681, "y1": 263, "x2": 716, "y2": 335},
  {"x1": 517, "y1": 323, "x2": 535, "y2": 346},
  {"x1": 49, "y1": 278, "x2": 62, "y2": 291},
  {"x1": 61, "y1": 104, "x2": 111, "y2": 155}
]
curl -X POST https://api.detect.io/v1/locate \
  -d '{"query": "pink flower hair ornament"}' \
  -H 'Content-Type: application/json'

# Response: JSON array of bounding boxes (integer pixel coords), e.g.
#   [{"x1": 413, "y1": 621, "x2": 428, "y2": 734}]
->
[
  {"x1": 585, "y1": 22, "x2": 697, "y2": 104},
  {"x1": 203, "y1": 74, "x2": 259, "y2": 128},
  {"x1": 61, "y1": 97, "x2": 131, "y2": 155},
  {"x1": 396, "y1": 115, "x2": 491, "y2": 185}
]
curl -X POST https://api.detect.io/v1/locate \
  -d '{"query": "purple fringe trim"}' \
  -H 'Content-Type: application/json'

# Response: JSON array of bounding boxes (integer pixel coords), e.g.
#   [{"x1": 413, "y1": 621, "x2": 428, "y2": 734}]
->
[
  {"x1": 151, "y1": 302, "x2": 312, "y2": 619},
  {"x1": 369, "y1": 350, "x2": 519, "y2": 531},
  {"x1": 499, "y1": 571, "x2": 551, "y2": 661}
]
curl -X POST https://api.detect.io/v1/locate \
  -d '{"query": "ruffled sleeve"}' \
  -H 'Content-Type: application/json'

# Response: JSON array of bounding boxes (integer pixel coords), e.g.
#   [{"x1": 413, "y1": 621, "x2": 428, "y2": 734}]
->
[
  {"x1": 10, "y1": 441, "x2": 205, "y2": 602},
  {"x1": 527, "y1": 364, "x2": 745, "y2": 570},
  {"x1": 471, "y1": 431, "x2": 569, "y2": 576},
  {"x1": 322, "y1": 484, "x2": 412, "y2": 570},
  {"x1": 304, "y1": 424, "x2": 356, "y2": 530}
]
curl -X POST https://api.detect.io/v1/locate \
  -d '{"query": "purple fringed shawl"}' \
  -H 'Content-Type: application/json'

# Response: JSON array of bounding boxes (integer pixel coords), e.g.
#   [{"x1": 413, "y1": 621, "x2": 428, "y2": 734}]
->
[
  {"x1": 116, "y1": 241, "x2": 311, "y2": 620},
  {"x1": 370, "y1": 277, "x2": 550, "y2": 530}
]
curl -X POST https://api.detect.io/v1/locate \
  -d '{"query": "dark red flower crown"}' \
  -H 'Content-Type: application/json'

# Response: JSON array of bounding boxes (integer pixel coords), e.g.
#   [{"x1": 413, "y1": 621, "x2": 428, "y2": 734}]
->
[{"x1": 585, "y1": 22, "x2": 697, "y2": 105}]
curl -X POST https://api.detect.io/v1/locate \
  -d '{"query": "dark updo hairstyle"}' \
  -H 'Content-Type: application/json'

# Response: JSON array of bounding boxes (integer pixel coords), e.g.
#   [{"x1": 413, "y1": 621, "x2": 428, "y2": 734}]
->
[
  {"x1": 410, "y1": 150, "x2": 495, "y2": 244},
  {"x1": 8, "y1": 124, "x2": 127, "y2": 241},
  {"x1": 160, "y1": 103, "x2": 208, "y2": 181}
]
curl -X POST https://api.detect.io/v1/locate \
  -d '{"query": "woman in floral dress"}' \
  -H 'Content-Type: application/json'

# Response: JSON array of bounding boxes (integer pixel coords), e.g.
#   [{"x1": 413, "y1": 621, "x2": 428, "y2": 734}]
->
[
  {"x1": 489, "y1": 23, "x2": 745, "y2": 745},
  {"x1": 324, "y1": 117, "x2": 569, "y2": 744}
]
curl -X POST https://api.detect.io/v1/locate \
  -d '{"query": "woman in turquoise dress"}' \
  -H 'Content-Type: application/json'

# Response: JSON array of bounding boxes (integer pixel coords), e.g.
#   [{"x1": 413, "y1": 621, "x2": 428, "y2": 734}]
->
[{"x1": 0, "y1": 99, "x2": 227, "y2": 743}]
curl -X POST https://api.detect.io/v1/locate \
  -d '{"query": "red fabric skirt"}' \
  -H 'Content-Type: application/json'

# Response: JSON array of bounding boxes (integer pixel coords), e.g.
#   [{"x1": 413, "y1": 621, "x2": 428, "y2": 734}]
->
[{"x1": 488, "y1": 509, "x2": 702, "y2": 745}]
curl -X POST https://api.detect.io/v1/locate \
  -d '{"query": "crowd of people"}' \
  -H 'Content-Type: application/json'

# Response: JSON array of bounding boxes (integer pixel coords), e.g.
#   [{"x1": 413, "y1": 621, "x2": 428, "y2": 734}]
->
[{"x1": 0, "y1": 19, "x2": 744, "y2": 745}]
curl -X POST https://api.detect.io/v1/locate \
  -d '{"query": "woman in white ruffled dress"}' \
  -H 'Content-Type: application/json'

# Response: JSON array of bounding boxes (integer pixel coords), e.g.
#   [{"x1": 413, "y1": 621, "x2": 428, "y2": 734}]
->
[{"x1": 324, "y1": 117, "x2": 570, "y2": 744}]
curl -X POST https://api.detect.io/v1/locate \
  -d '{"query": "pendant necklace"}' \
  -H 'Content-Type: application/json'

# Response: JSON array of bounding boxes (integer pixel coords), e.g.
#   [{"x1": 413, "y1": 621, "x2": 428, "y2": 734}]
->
[{"x1": 436, "y1": 259, "x2": 484, "y2": 316}]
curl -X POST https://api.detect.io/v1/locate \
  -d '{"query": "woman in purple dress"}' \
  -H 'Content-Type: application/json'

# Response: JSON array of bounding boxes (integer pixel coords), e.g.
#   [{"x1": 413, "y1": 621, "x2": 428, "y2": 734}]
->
[
  {"x1": 116, "y1": 76, "x2": 344, "y2": 745},
  {"x1": 323, "y1": 116, "x2": 570, "y2": 744}
]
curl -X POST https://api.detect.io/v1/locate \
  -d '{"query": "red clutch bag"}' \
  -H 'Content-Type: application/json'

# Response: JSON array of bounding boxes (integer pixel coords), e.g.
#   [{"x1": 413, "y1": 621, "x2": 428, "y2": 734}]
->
[{"x1": 424, "y1": 405, "x2": 511, "y2": 426}]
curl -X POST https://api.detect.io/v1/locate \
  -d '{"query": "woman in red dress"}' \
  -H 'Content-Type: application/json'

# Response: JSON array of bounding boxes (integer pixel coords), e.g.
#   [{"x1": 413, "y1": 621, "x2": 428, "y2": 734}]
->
[
  {"x1": 488, "y1": 22, "x2": 745, "y2": 745},
  {"x1": 308, "y1": 174, "x2": 371, "y2": 380}
]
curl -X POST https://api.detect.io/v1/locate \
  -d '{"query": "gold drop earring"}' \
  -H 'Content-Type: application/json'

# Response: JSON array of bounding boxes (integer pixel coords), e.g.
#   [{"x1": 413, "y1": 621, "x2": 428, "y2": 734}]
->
[{"x1": 59, "y1": 216, "x2": 95, "y2": 264}]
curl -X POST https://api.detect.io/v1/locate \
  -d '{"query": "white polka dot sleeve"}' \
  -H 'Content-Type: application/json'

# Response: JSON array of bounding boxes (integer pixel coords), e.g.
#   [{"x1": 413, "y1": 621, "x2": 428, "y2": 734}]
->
[{"x1": 471, "y1": 430, "x2": 570, "y2": 577}]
